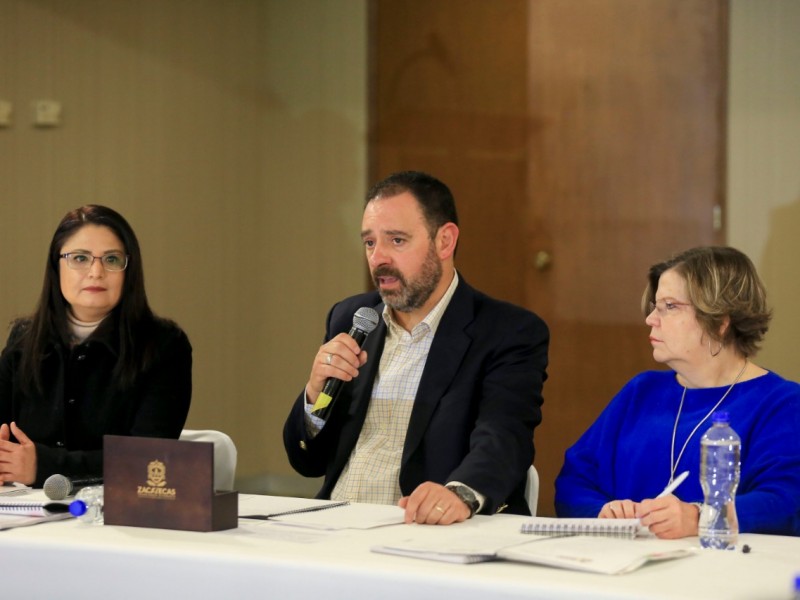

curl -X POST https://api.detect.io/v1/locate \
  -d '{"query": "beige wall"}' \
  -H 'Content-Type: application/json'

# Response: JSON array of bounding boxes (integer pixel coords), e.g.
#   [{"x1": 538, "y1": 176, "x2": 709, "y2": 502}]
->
[
  {"x1": 1, "y1": 0, "x2": 797, "y2": 493},
  {"x1": 728, "y1": 0, "x2": 800, "y2": 381},
  {"x1": 0, "y1": 0, "x2": 367, "y2": 493}
]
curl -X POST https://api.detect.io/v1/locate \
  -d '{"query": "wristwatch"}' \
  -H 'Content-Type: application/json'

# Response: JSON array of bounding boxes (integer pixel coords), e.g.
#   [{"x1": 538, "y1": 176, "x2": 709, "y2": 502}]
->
[{"x1": 446, "y1": 484, "x2": 480, "y2": 518}]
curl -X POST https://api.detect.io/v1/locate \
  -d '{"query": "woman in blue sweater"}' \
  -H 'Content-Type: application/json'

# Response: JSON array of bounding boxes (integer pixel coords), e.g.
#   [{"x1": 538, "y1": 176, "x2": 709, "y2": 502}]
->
[{"x1": 555, "y1": 246, "x2": 800, "y2": 537}]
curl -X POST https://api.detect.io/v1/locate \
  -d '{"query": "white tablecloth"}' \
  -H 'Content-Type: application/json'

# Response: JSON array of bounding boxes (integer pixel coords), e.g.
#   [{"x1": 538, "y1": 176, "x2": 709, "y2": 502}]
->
[{"x1": 2, "y1": 493, "x2": 798, "y2": 599}]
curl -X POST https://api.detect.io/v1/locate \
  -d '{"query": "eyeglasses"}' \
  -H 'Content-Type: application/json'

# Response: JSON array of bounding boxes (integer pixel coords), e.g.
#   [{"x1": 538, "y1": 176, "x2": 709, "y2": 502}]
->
[
  {"x1": 60, "y1": 252, "x2": 129, "y2": 272},
  {"x1": 648, "y1": 299, "x2": 692, "y2": 316}
]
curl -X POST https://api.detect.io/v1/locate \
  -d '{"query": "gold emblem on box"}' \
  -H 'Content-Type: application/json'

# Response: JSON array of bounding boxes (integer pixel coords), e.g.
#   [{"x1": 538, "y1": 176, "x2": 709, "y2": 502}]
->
[
  {"x1": 137, "y1": 459, "x2": 177, "y2": 500},
  {"x1": 147, "y1": 460, "x2": 166, "y2": 486}
]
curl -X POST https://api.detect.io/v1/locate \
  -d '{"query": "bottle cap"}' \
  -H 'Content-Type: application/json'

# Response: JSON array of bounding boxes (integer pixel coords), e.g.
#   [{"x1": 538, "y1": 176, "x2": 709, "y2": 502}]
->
[
  {"x1": 69, "y1": 500, "x2": 88, "y2": 517},
  {"x1": 712, "y1": 411, "x2": 730, "y2": 424}
]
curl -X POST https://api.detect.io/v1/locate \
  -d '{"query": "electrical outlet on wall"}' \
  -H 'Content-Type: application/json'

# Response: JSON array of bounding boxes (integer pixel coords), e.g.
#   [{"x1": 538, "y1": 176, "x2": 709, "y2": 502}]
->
[{"x1": 33, "y1": 99, "x2": 61, "y2": 127}]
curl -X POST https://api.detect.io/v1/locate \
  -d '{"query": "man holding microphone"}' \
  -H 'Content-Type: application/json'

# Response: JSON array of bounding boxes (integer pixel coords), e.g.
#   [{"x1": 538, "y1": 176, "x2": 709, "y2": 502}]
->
[{"x1": 283, "y1": 171, "x2": 549, "y2": 524}]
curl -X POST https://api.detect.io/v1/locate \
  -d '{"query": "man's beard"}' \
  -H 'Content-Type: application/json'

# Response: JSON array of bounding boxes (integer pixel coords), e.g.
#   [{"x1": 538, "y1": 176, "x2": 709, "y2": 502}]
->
[{"x1": 372, "y1": 245, "x2": 442, "y2": 313}]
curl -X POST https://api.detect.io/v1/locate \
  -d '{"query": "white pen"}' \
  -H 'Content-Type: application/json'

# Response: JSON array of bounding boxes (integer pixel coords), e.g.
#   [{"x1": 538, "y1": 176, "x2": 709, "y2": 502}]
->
[{"x1": 656, "y1": 470, "x2": 689, "y2": 498}]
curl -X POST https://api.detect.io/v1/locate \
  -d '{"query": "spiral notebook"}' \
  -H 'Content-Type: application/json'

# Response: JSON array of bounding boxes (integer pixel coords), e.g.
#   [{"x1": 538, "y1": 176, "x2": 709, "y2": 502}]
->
[
  {"x1": 0, "y1": 501, "x2": 71, "y2": 517},
  {"x1": 520, "y1": 517, "x2": 641, "y2": 539},
  {"x1": 496, "y1": 536, "x2": 697, "y2": 575},
  {"x1": 0, "y1": 500, "x2": 72, "y2": 531},
  {"x1": 370, "y1": 526, "x2": 695, "y2": 573}
]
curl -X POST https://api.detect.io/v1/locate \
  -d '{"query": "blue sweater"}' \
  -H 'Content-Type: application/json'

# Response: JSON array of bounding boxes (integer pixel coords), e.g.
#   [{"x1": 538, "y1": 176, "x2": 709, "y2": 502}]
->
[{"x1": 555, "y1": 370, "x2": 800, "y2": 535}]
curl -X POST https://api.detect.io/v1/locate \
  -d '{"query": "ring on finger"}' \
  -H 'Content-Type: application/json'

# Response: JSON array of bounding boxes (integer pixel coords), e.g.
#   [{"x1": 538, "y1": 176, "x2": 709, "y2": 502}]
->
[
  {"x1": 326, "y1": 353, "x2": 332, "y2": 365},
  {"x1": 434, "y1": 505, "x2": 445, "y2": 513}
]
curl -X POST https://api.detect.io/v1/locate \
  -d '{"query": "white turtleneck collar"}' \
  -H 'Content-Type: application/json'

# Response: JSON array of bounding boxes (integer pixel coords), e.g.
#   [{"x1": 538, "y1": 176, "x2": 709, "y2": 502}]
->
[{"x1": 67, "y1": 310, "x2": 107, "y2": 345}]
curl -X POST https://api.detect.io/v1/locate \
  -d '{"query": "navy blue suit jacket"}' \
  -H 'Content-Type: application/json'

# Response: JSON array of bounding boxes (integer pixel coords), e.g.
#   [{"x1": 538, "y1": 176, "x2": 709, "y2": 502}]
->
[{"x1": 283, "y1": 278, "x2": 549, "y2": 515}]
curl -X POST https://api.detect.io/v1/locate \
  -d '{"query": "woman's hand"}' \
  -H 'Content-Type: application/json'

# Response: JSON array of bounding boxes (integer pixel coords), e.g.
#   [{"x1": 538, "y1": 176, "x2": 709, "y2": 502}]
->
[
  {"x1": 637, "y1": 496, "x2": 700, "y2": 539},
  {"x1": 0, "y1": 422, "x2": 38, "y2": 485},
  {"x1": 599, "y1": 498, "x2": 639, "y2": 519}
]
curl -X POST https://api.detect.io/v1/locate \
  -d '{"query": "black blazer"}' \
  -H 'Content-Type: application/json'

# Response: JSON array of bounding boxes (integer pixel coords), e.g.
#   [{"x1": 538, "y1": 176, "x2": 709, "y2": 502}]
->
[
  {"x1": 284, "y1": 278, "x2": 549, "y2": 515},
  {"x1": 0, "y1": 315, "x2": 192, "y2": 486}
]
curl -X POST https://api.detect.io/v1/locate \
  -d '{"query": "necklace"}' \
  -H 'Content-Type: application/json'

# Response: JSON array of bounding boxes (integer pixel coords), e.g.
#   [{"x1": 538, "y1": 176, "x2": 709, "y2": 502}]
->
[{"x1": 669, "y1": 360, "x2": 748, "y2": 482}]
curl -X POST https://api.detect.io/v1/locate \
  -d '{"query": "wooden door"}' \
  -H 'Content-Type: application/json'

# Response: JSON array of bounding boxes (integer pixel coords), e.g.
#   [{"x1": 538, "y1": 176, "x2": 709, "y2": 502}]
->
[{"x1": 369, "y1": 0, "x2": 727, "y2": 515}]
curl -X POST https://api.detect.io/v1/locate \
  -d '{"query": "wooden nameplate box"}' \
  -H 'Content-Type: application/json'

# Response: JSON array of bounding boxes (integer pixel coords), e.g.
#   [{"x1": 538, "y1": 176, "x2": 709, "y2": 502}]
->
[{"x1": 103, "y1": 434, "x2": 238, "y2": 532}]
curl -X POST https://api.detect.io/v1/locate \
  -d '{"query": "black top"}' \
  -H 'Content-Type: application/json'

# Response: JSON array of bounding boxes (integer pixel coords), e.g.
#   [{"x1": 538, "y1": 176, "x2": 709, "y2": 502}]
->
[{"x1": 0, "y1": 315, "x2": 192, "y2": 486}]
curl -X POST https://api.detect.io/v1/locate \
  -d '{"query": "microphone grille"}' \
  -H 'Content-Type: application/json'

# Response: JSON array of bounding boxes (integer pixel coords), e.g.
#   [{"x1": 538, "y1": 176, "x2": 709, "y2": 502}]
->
[
  {"x1": 353, "y1": 307, "x2": 380, "y2": 334},
  {"x1": 43, "y1": 474, "x2": 71, "y2": 500}
]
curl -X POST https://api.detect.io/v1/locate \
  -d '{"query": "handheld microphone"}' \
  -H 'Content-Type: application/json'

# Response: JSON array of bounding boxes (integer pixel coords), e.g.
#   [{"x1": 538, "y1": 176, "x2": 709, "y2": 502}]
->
[
  {"x1": 311, "y1": 306, "x2": 380, "y2": 420},
  {"x1": 43, "y1": 474, "x2": 104, "y2": 500}
]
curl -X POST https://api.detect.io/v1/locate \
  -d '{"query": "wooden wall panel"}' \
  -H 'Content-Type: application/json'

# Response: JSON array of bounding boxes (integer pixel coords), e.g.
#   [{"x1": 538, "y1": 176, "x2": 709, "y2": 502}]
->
[{"x1": 370, "y1": 0, "x2": 727, "y2": 515}]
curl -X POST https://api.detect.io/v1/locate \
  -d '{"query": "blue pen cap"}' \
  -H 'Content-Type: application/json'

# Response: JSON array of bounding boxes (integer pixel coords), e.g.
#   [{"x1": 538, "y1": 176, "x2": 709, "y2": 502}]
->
[{"x1": 69, "y1": 500, "x2": 88, "y2": 517}]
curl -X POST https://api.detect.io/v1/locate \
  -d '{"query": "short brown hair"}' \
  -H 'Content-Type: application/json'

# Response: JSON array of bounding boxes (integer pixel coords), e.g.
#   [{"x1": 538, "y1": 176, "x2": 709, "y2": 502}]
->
[
  {"x1": 643, "y1": 246, "x2": 771, "y2": 357},
  {"x1": 366, "y1": 171, "x2": 458, "y2": 239}
]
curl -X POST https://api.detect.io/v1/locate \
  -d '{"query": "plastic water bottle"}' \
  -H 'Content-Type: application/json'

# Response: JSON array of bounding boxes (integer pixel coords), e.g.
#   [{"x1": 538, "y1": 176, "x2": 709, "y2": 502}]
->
[
  {"x1": 68, "y1": 485, "x2": 104, "y2": 524},
  {"x1": 698, "y1": 411, "x2": 740, "y2": 550}
]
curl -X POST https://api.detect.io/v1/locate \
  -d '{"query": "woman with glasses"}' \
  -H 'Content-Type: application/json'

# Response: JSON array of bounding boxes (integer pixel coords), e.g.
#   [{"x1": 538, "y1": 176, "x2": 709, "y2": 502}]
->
[
  {"x1": 0, "y1": 205, "x2": 192, "y2": 487},
  {"x1": 555, "y1": 246, "x2": 800, "y2": 537}
]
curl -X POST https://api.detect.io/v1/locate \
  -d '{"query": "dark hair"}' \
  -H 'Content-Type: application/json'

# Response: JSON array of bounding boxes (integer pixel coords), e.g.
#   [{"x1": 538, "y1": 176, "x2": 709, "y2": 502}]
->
[
  {"x1": 643, "y1": 246, "x2": 771, "y2": 357},
  {"x1": 18, "y1": 205, "x2": 158, "y2": 393},
  {"x1": 366, "y1": 171, "x2": 459, "y2": 239}
]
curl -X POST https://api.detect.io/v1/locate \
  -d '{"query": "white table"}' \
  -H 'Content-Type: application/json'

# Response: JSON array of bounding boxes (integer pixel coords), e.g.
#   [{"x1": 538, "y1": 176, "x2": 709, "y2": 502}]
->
[{"x1": 2, "y1": 494, "x2": 798, "y2": 599}]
